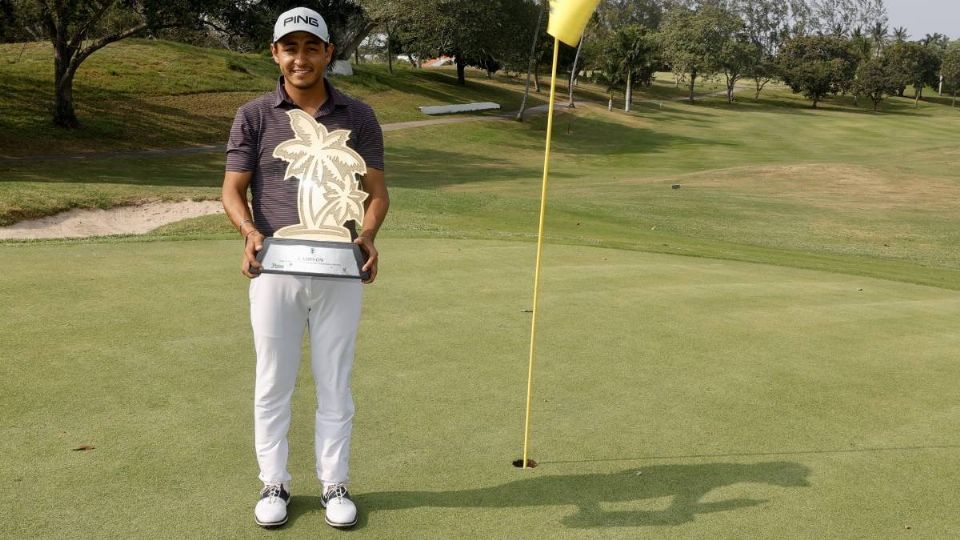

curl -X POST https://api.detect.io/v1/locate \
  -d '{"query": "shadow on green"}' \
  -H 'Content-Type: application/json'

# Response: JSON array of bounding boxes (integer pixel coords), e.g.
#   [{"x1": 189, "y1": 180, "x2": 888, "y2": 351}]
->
[{"x1": 331, "y1": 462, "x2": 812, "y2": 529}]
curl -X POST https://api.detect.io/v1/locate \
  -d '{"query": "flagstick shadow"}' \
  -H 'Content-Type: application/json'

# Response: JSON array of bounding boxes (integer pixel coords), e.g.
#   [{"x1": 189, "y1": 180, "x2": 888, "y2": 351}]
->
[{"x1": 356, "y1": 461, "x2": 810, "y2": 529}]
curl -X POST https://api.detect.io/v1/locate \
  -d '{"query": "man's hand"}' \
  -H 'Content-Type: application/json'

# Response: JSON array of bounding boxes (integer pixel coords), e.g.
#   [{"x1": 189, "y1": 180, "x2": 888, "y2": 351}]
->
[
  {"x1": 354, "y1": 235, "x2": 378, "y2": 284},
  {"x1": 243, "y1": 231, "x2": 265, "y2": 278}
]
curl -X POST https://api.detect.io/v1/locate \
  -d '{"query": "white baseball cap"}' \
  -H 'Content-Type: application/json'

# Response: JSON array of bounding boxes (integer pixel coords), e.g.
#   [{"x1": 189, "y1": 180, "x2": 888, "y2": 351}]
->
[{"x1": 273, "y1": 7, "x2": 330, "y2": 43}]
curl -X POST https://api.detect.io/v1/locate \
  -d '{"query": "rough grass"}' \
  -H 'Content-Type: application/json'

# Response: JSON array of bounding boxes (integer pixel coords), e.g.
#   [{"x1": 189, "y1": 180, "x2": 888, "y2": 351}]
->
[{"x1": 2, "y1": 238, "x2": 959, "y2": 538}]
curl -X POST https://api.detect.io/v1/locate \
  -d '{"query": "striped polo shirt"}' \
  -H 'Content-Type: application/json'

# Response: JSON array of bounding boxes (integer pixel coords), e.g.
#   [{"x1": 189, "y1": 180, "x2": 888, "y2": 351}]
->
[{"x1": 225, "y1": 76, "x2": 384, "y2": 237}]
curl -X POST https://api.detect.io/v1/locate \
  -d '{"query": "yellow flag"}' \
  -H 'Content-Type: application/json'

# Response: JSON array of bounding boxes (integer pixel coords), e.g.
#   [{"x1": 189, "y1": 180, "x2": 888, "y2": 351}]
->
[{"x1": 547, "y1": 0, "x2": 601, "y2": 47}]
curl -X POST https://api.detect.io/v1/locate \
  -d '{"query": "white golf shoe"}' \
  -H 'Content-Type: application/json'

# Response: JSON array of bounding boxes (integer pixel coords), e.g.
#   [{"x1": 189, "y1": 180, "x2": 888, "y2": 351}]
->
[
  {"x1": 321, "y1": 483, "x2": 358, "y2": 528},
  {"x1": 254, "y1": 483, "x2": 290, "y2": 528}
]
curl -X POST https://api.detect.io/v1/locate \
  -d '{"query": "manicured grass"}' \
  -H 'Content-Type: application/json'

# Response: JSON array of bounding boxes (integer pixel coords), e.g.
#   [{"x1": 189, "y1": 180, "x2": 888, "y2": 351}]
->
[
  {"x1": 2, "y1": 238, "x2": 959, "y2": 537},
  {"x1": 3, "y1": 39, "x2": 960, "y2": 539},
  {"x1": 377, "y1": 101, "x2": 960, "y2": 283}
]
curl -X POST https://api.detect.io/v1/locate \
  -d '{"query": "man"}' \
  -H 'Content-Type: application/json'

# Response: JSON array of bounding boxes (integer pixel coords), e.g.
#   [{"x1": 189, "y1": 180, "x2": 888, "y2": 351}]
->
[{"x1": 221, "y1": 6, "x2": 389, "y2": 529}]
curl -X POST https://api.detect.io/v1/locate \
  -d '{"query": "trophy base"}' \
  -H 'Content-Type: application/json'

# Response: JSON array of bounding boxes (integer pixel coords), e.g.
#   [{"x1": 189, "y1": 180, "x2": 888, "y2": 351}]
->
[{"x1": 256, "y1": 237, "x2": 369, "y2": 280}]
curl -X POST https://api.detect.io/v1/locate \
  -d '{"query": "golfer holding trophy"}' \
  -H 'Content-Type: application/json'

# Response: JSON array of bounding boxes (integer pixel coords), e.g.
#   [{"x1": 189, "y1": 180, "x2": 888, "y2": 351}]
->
[{"x1": 221, "y1": 6, "x2": 388, "y2": 529}]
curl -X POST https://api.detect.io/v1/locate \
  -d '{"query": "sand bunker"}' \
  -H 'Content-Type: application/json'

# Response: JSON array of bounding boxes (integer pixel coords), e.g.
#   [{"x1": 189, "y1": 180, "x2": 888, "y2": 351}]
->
[{"x1": 0, "y1": 200, "x2": 224, "y2": 240}]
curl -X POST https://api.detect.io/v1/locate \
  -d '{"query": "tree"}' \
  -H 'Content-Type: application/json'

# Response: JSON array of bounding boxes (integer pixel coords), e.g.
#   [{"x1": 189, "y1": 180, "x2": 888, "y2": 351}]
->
[
  {"x1": 567, "y1": 37, "x2": 585, "y2": 108},
  {"x1": 0, "y1": 0, "x2": 32, "y2": 42},
  {"x1": 516, "y1": 0, "x2": 546, "y2": 121},
  {"x1": 921, "y1": 32, "x2": 950, "y2": 95},
  {"x1": 778, "y1": 35, "x2": 857, "y2": 108},
  {"x1": 887, "y1": 41, "x2": 941, "y2": 107},
  {"x1": 891, "y1": 26, "x2": 908, "y2": 43},
  {"x1": 12, "y1": 0, "x2": 224, "y2": 128},
  {"x1": 806, "y1": 0, "x2": 887, "y2": 38},
  {"x1": 223, "y1": 0, "x2": 373, "y2": 58},
  {"x1": 388, "y1": 0, "x2": 535, "y2": 85},
  {"x1": 661, "y1": 3, "x2": 754, "y2": 104},
  {"x1": 662, "y1": 4, "x2": 737, "y2": 103},
  {"x1": 661, "y1": 8, "x2": 703, "y2": 102},
  {"x1": 869, "y1": 21, "x2": 888, "y2": 56},
  {"x1": 941, "y1": 46, "x2": 960, "y2": 107},
  {"x1": 709, "y1": 7, "x2": 755, "y2": 104},
  {"x1": 728, "y1": 0, "x2": 793, "y2": 100},
  {"x1": 598, "y1": 23, "x2": 659, "y2": 112},
  {"x1": 851, "y1": 56, "x2": 898, "y2": 110}
]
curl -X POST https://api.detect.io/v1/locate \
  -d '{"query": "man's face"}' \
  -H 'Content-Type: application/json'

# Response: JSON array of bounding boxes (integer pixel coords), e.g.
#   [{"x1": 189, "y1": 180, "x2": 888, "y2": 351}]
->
[{"x1": 271, "y1": 31, "x2": 334, "y2": 90}]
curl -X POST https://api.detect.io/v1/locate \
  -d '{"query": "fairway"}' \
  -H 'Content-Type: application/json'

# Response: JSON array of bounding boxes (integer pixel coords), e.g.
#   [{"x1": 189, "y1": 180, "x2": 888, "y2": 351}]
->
[{"x1": 3, "y1": 238, "x2": 959, "y2": 538}]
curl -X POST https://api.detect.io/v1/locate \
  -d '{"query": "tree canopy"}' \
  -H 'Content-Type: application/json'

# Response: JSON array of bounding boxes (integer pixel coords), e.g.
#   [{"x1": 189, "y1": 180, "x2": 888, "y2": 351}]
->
[{"x1": 778, "y1": 35, "x2": 858, "y2": 108}]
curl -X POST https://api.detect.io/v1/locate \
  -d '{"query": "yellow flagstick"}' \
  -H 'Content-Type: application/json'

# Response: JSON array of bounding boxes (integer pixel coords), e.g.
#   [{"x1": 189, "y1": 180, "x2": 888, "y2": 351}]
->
[{"x1": 521, "y1": 36, "x2": 562, "y2": 470}]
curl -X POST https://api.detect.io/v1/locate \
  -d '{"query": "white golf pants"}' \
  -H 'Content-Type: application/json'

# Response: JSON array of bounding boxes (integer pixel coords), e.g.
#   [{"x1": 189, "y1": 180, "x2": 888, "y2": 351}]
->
[{"x1": 249, "y1": 273, "x2": 363, "y2": 487}]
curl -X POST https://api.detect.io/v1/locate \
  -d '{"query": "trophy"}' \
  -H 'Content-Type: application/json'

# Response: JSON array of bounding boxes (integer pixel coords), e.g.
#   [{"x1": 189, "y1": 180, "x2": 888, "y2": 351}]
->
[{"x1": 255, "y1": 109, "x2": 371, "y2": 280}]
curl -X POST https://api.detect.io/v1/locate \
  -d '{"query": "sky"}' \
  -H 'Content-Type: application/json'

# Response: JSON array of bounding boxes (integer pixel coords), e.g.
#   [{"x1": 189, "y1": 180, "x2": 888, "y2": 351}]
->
[{"x1": 883, "y1": 0, "x2": 959, "y2": 40}]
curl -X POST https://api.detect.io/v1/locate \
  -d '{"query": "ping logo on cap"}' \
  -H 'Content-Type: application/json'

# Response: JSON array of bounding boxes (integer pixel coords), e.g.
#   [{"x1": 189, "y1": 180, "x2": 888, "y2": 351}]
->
[
  {"x1": 284, "y1": 15, "x2": 319, "y2": 27},
  {"x1": 273, "y1": 7, "x2": 329, "y2": 42}
]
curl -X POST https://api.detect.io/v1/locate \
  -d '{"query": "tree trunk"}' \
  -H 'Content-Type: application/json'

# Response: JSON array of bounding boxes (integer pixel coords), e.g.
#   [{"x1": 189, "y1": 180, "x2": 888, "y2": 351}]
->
[
  {"x1": 608, "y1": 91, "x2": 613, "y2": 111},
  {"x1": 914, "y1": 87, "x2": 921, "y2": 108},
  {"x1": 688, "y1": 70, "x2": 697, "y2": 103},
  {"x1": 625, "y1": 70, "x2": 633, "y2": 112},
  {"x1": 812, "y1": 97, "x2": 818, "y2": 109},
  {"x1": 568, "y1": 37, "x2": 583, "y2": 108},
  {"x1": 335, "y1": 22, "x2": 376, "y2": 61},
  {"x1": 754, "y1": 78, "x2": 762, "y2": 100},
  {"x1": 534, "y1": 63, "x2": 541, "y2": 93},
  {"x1": 726, "y1": 76, "x2": 735, "y2": 103},
  {"x1": 386, "y1": 24, "x2": 393, "y2": 74},
  {"x1": 516, "y1": 2, "x2": 545, "y2": 121},
  {"x1": 455, "y1": 53, "x2": 466, "y2": 85},
  {"x1": 53, "y1": 42, "x2": 79, "y2": 128},
  {"x1": 953, "y1": 90, "x2": 957, "y2": 107}
]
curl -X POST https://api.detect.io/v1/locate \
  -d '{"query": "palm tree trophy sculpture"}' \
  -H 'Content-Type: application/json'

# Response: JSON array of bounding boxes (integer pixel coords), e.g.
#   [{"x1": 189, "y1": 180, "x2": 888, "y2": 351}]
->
[
  {"x1": 255, "y1": 109, "x2": 370, "y2": 279},
  {"x1": 272, "y1": 109, "x2": 368, "y2": 241}
]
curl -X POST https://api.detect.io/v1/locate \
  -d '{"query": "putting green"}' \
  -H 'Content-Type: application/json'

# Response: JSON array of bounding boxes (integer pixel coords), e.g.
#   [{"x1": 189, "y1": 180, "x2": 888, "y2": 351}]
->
[{"x1": 2, "y1": 238, "x2": 959, "y2": 538}]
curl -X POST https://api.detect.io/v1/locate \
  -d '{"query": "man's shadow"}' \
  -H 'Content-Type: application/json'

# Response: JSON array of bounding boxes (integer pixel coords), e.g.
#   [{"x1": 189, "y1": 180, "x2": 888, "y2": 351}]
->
[{"x1": 338, "y1": 461, "x2": 810, "y2": 529}]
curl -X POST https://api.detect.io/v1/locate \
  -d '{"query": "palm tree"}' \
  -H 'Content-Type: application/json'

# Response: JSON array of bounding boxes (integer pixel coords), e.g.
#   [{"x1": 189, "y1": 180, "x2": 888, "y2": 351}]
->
[
  {"x1": 892, "y1": 26, "x2": 908, "y2": 43},
  {"x1": 870, "y1": 21, "x2": 888, "y2": 56},
  {"x1": 272, "y1": 110, "x2": 368, "y2": 241},
  {"x1": 922, "y1": 32, "x2": 947, "y2": 49}
]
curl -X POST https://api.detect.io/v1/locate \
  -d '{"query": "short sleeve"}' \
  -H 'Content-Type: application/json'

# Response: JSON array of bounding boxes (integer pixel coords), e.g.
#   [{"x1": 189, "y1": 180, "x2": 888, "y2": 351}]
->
[
  {"x1": 225, "y1": 106, "x2": 259, "y2": 172},
  {"x1": 352, "y1": 104, "x2": 384, "y2": 171}
]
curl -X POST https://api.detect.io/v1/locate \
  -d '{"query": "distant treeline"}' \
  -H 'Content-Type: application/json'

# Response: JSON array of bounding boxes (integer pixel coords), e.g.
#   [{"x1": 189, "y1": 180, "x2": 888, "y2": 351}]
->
[{"x1": 2, "y1": 1, "x2": 958, "y2": 126}]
